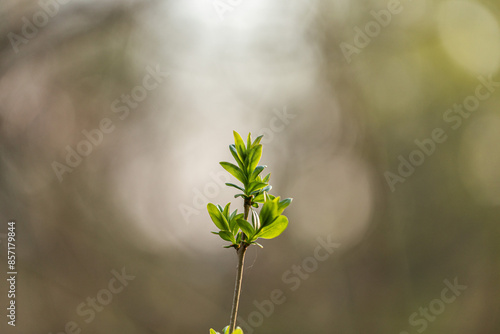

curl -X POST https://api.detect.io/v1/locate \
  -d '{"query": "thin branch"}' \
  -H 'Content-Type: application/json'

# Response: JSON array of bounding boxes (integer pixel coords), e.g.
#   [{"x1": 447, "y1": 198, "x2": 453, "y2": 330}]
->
[{"x1": 228, "y1": 198, "x2": 251, "y2": 333}]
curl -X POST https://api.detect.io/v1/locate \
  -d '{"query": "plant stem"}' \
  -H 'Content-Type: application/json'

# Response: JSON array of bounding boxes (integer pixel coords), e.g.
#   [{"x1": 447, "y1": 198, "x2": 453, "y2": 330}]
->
[
  {"x1": 228, "y1": 199, "x2": 251, "y2": 333},
  {"x1": 229, "y1": 245, "x2": 247, "y2": 333},
  {"x1": 243, "y1": 198, "x2": 251, "y2": 223}
]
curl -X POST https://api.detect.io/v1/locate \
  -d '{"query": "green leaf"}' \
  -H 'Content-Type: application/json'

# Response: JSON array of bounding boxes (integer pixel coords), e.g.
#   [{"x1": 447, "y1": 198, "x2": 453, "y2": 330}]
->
[
  {"x1": 247, "y1": 132, "x2": 252, "y2": 150},
  {"x1": 261, "y1": 185, "x2": 272, "y2": 193},
  {"x1": 207, "y1": 203, "x2": 228, "y2": 230},
  {"x1": 247, "y1": 181, "x2": 268, "y2": 194},
  {"x1": 216, "y1": 204, "x2": 231, "y2": 230},
  {"x1": 230, "y1": 213, "x2": 244, "y2": 234},
  {"x1": 232, "y1": 328, "x2": 244, "y2": 334},
  {"x1": 253, "y1": 190, "x2": 270, "y2": 202},
  {"x1": 237, "y1": 218, "x2": 255, "y2": 238},
  {"x1": 277, "y1": 198, "x2": 292, "y2": 215},
  {"x1": 233, "y1": 131, "x2": 246, "y2": 160},
  {"x1": 262, "y1": 173, "x2": 270, "y2": 183},
  {"x1": 220, "y1": 162, "x2": 246, "y2": 184},
  {"x1": 226, "y1": 183, "x2": 245, "y2": 192},
  {"x1": 223, "y1": 206, "x2": 236, "y2": 233},
  {"x1": 253, "y1": 192, "x2": 265, "y2": 203},
  {"x1": 223, "y1": 203, "x2": 230, "y2": 217},
  {"x1": 247, "y1": 144, "x2": 262, "y2": 173},
  {"x1": 259, "y1": 197, "x2": 279, "y2": 227},
  {"x1": 210, "y1": 329, "x2": 219, "y2": 334},
  {"x1": 221, "y1": 214, "x2": 231, "y2": 232},
  {"x1": 234, "y1": 193, "x2": 246, "y2": 198},
  {"x1": 250, "y1": 165, "x2": 266, "y2": 181},
  {"x1": 229, "y1": 144, "x2": 245, "y2": 171},
  {"x1": 218, "y1": 231, "x2": 236, "y2": 243},
  {"x1": 255, "y1": 216, "x2": 288, "y2": 239},
  {"x1": 252, "y1": 134, "x2": 264, "y2": 147},
  {"x1": 229, "y1": 209, "x2": 237, "y2": 221}
]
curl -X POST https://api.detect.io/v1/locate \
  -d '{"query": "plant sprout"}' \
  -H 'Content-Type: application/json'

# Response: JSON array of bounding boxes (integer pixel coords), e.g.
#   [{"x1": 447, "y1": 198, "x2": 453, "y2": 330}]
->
[{"x1": 208, "y1": 131, "x2": 292, "y2": 334}]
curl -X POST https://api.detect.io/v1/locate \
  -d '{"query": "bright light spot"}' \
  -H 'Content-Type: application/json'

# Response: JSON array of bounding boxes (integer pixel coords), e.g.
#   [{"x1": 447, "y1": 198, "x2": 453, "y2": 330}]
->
[{"x1": 437, "y1": 1, "x2": 500, "y2": 75}]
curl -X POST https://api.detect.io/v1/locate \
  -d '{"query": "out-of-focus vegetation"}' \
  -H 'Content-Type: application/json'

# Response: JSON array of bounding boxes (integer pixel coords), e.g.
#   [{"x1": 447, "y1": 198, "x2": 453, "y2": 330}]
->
[{"x1": 0, "y1": 0, "x2": 499, "y2": 333}]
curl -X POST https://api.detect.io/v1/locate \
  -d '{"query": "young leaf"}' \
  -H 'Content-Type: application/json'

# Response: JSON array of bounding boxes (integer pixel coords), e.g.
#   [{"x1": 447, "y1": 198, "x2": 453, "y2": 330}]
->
[
  {"x1": 229, "y1": 144, "x2": 245, "y2": 171},
  {"x1": 247, "y1": 132, "x2": 252, "y2": 149},
  {"x1": 229, "y1": 209, "x2": 237, "y2": 221},
  {"x1": 232, "y1": 328, "x2": 244, "y2": 334},
  {"x1": 207, "y1": 203, "x2": 228, "y2": 230},
  {"x1": 250, "y1": 165, "x2": 266, "y2": 181},
  {"x1": 259, "y1": 197, "x2": 279, "y2": 227},
  {"x1": 220, "y1": 214, "x2": 231, "y2": 232},
  {"x1": 277, "y1": 198, "x2": 293, "y2": 215},
  {"x1": 215, "y1": 204, "x2": 231, "y2": 230},
  {"x1": 255, "y1": 216, "x2": 288, "y2": 239},
  {"x1": 237, "y1": 218, "x2": 255, "y2": 238},
  {"x1": 210, "y1": 329, "x2": 219, "y2": 334},
  {"x1": 257, "y1": 185, "x2": 272, "y2": 194},
  {"x1": 253, "y1": 190, "x2": 273, "y2": 202},
  {"x1": 230, "y1": 213, "x2": 244, "y2": 235},
  {"x1": 252, "y1": 134, "x2": 264, "y2": 147},
  {"x1": 262, "y1": 173, "x2": 270, "y2": 183},
  {"x1": 233, "y1": 131, "x2": 246, "y2": 160},
  {"x1": 218, "y1": 231, "x2": 236, "y2": 243},
  {"x1": 223, "y1": 203, "x2": 230, "y2": 217},
  {"x1": 247, "y1": 181, "x2": 268, "y2": 194},
  {"x1": 253, "y1": 192, "x2": 265, "y2": 203},
  {"x1": 226, "y1": 183, "x2": 245, "y2": 192},
  {"x1": 247, "y1": 144, "x2": 262, "y2": 173},
  {"x1": 220, "y1": 162, "x2": 246, "y2": 184}
]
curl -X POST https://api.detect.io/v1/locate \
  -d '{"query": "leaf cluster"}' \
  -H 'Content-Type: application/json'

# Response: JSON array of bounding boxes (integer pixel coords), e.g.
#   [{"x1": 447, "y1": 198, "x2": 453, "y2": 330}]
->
[
  {"x1": 210, "y1": 326, "x2": 243, "y2": 334},
  {"x1": 221, "y1": 131, "x2": 269, "y2": 201},
  {"x1": 207, "y1": 131, "x2": 292, "y2": 249}
]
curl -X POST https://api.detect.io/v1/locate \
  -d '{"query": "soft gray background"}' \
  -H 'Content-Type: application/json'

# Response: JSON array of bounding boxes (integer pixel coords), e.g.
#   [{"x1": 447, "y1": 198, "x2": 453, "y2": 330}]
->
[{"x1": 1, "y1": 0, "x2": 499, "y2": 333}]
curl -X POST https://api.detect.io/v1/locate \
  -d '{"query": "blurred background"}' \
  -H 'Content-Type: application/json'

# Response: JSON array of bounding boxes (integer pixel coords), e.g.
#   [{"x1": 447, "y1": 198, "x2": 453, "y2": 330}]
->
[{"x1": 1, "y1": 0, "x2": 499, "y2": 333}]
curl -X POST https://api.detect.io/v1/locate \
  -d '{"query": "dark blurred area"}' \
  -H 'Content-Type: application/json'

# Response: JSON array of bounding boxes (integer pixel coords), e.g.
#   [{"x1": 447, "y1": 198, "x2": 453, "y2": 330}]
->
[{"x1": 1, "y1": 0, "x2": 499, "y2": 333}]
